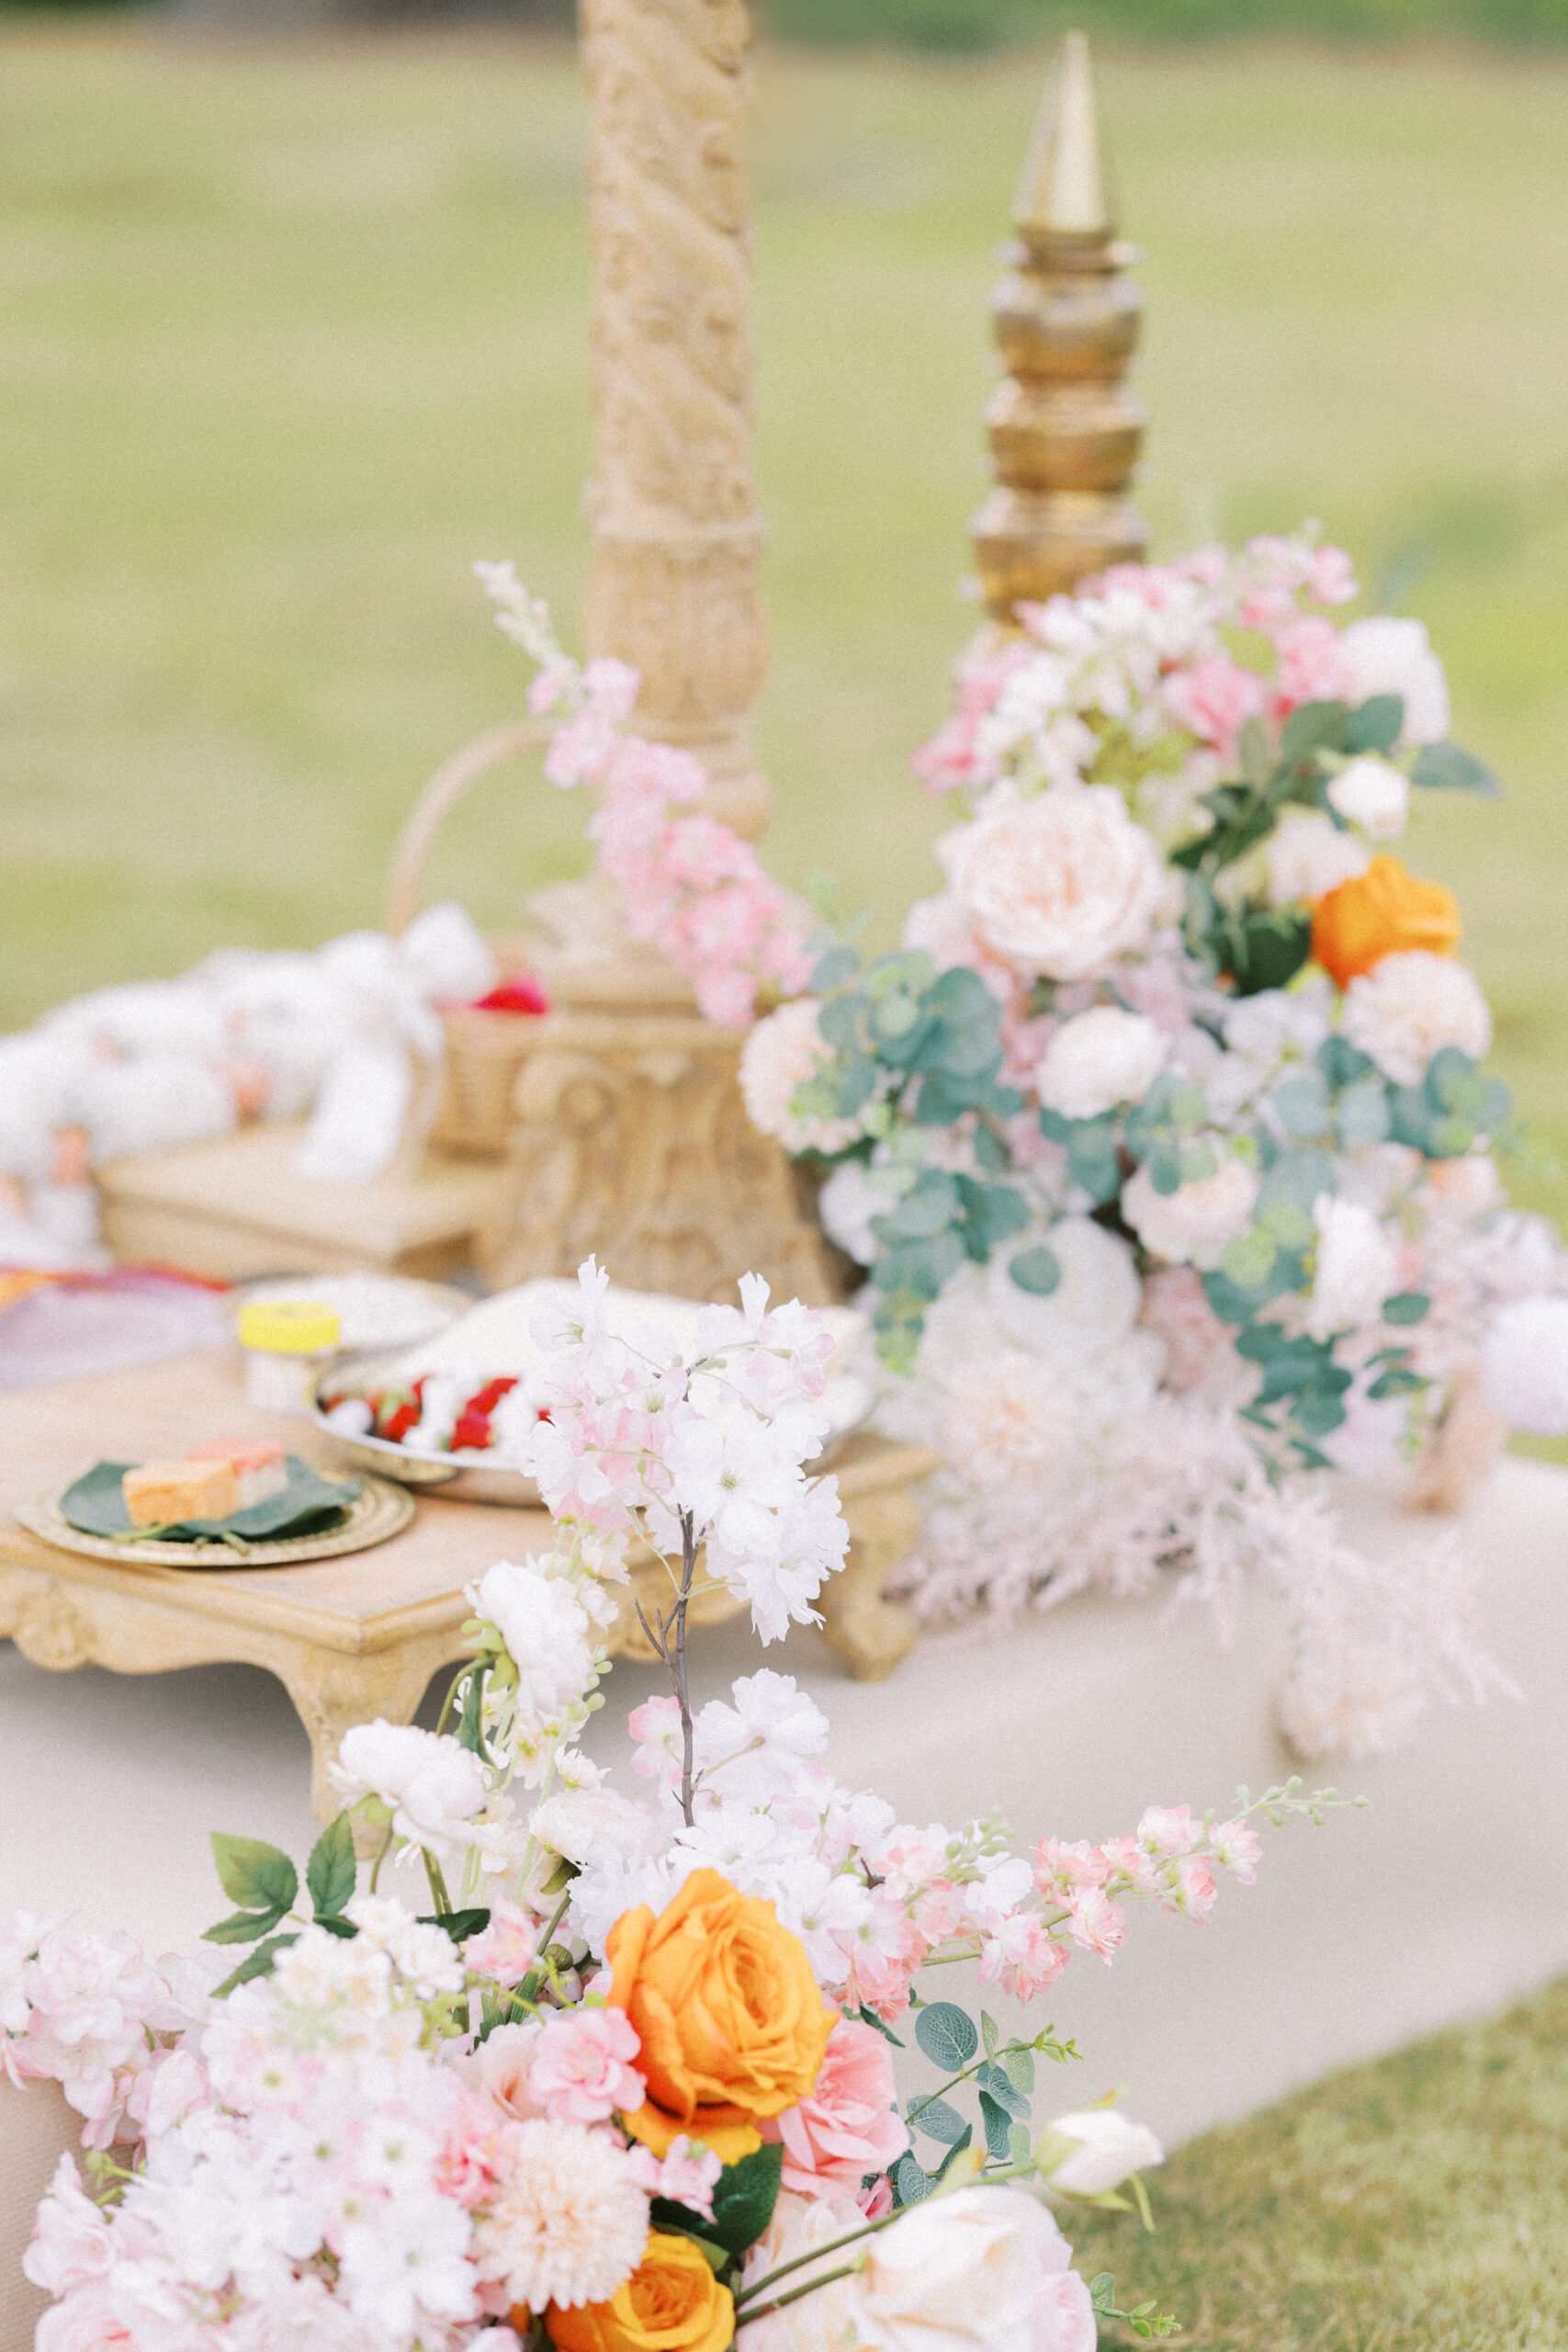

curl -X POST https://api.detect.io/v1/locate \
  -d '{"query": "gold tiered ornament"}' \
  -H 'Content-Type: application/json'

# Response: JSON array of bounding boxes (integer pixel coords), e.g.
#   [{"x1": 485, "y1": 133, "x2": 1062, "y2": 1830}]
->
[{"x1": 971, "y1": 30, "x2": 1148, "y2": 619}]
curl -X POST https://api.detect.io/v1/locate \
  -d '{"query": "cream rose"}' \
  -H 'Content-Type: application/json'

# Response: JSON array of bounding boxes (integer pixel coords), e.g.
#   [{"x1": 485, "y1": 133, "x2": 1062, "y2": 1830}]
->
[
  {"x1": 739, "y1": 1000, "x2": 863, "y2": 1157},
  {"x1": 938, "y1": 786, "x2": 1168, "y2": 981},
  {"x1": 1122, "y1": 1149, "x2": 1258, "y2": 1272},
  {"x1": 1036, "y1": 1005, "x2": 1166, "y2": 1122},
  {"x1": 857, "y1": 2184, "x2": 1083, "y2": 2352},
  {"x1": 1326, "y1": 754, "x2": 1409, "y2": 841},
  {"x1": 1037, "y1": 2108, "x2": 1165, "y2": 2197},
  {"x1": 1340, "y1": 952, "x2": 1492, "y2": 1088}
]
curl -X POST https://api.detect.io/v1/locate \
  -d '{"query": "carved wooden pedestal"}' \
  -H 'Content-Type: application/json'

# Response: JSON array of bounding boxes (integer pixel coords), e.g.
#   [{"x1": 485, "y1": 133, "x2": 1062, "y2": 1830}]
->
[
  {"x1": 478, "y1": 938, "x2": 848, "y2": 1307},
  {"x1": 1, "y1": 1351, "x2": 936, "y2": 1829}
]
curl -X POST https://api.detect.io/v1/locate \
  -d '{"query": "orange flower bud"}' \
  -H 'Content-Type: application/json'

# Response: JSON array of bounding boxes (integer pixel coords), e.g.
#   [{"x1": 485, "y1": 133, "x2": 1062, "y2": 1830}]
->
[{"x1": 1311, "y1": 854, "x2": 1461, "y2": 989}]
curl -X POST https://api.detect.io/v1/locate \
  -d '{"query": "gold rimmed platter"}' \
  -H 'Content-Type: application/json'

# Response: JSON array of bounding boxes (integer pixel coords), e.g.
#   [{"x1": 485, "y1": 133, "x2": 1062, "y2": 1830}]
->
[{"x1": 16, "y1": 1474, "x2": 415, "y2": 1570}]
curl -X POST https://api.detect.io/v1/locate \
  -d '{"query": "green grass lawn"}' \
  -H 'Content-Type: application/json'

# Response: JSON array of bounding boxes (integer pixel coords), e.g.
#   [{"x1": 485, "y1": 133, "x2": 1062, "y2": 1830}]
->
[
  {"x1": 1, "y1": 23, "x2": 1565, "y2": 1242},
  {"x1": 1069, "y1": 1971, "x2": 1568, "y2": 2349}
]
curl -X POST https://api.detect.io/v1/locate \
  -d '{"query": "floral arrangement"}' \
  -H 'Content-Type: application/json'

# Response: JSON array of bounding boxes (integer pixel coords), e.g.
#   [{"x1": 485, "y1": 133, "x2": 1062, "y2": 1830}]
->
[
  {"x1": 5, "y1": 1263, "x2": 1348, "y2": 2352},
  {"x1": 717, "y1": 529, "x2": 1568, "y2": 1759}
]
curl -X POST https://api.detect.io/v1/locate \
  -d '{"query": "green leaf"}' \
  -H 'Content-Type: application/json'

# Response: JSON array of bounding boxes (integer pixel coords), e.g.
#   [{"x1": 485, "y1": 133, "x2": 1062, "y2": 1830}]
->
[
  {"x1": 891, "y1": 2153, "x2": 931, "y2": 2208},
  {"x1": 1236, "y1": 715, "x2": 1271, "y2": 784},
  {"x1": 646, "y1": 2211, "x2": 732, "y2": 2271},
  {"x1": 418, "y1": 1908, "x2": 491, "y2": 1945},
  {"x1": 976, "y1": 2060, "x2": 1030, "y2": 2120},
  {"x1": 213, "y1": 1932, "x2": 299, "y2": 1997},
  {"x1": 704, "y1": 2143, "x2": 784, "y2": 2257},
  {"x1": 978, "y1": 2088, "x2": 1013, "y2": 2162},
  {"x1": 853, "y1": 2006, "x2": 905, "y2": 2048},
  {"x1": 1382, "y1": 1291, "x2": 1430, "y2": 1326},
  {"x1": 1344, "y1": 694, "x2": 1404, "y2": 754},
  {"x1": 811, "y1": 944, "x2": 862, "y2": 992},
  {"x1": 911, "y1": 2097, "x2": 969, "y2": 2145},
  {"x1": 202, "y1": 1904, "x2": 288, "y2": 1946},
  {"x1": 981, "y1": 2011, "x2": 999, "y2": 2061},
  {"x1": 954, "y1": 1176, "x2": 1030, "y2": 1263},
  {"x1": 1221, "y1": 1227, "x2": 1278, "y2": 1291},
  {"x1": 1003, "y1": 2044, "x2": 1036, "y2": 2098},
  {"x1": 914, "y1": 2001, "x2": 978, "y2": 2070},
  {"x1": 1009, "y1": 1245, "x2": 1061, "y2": 1295},
  {"x1": 1065, "y1": 1120, "x2": 1122, "y2": 1205},
  {"x1": 933, "y1": 2126, "x2": 974, "y2": 2179},
  {"x1": 457, "y1": 1660, "x2": 491, "y2": 1761},
  {"x1": 209, "y1": 1833, "x2": 298, "y2": 1918},
  {"x1": 306, "y1": 1815, "x2": 356, "y2": 1924},
  {"x1": 1337, "y1": 1077, "x2": 1392, "y2": 1147},
  {"x1": 1270, "y1": 1068, "x2": 1331, "y2": 1139},
  {"x1": 1410, "y1": 741, "x2": 1502, "y2": 797},
  {"x1": 312, "y1": 1915, "x2": 357, "y2": 1939},
  {"x1": 1280, "y1": 700, "x2": 1349, "y2": 763},
  {"x1": 60, "y1": 1457, "x2": 356, "y2": 1548}
]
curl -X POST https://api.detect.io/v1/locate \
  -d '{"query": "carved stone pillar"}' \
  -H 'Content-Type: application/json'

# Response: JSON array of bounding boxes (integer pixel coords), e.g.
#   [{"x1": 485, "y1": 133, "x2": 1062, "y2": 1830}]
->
[
  {"x1": 971, "y1": 32, "x2": 1148, "y2": 620},
  {"x1": 581, "y1": 0, "x2": 771, "y2": 842}
]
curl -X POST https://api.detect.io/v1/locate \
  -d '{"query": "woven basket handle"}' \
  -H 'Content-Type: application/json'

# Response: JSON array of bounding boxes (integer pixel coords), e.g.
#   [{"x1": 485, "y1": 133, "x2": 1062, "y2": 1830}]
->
[{"x1": 385, "y1": 719, "x2": 554, "y2": 938}]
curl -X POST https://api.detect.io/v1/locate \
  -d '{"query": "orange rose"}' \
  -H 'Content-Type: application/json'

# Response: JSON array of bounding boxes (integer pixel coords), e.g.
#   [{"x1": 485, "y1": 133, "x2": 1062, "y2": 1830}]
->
[
  {"x1": 547, "y1": 2233, "x2": 734, "y2": 2352},
  {"x1": 1311, "y1": 854, "x2": 1461, "y2": 989},
  {"x1": 605, "y1": 1867, "x2": 835, "y2": 2162}
]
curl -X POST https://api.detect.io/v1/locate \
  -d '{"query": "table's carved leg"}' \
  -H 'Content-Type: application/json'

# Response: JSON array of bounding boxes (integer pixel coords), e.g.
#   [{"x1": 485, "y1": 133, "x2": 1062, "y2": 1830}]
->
[
  {"x1": 820, "y1": 1484, "x2": 922, "y2": 1681},
  {"x1": 273, "y1": 1640, "x2": 469, "y2": 1833},
  {"x1": 0, "y1": 1566, "x2": 96, "y2": 1671}
]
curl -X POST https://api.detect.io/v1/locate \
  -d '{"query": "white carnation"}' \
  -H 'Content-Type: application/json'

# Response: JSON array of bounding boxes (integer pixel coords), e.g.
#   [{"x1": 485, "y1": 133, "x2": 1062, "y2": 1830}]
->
[
  {"x1": 469, "y1": 1559, "x2": 597, "y2": 1743},
  {"x1": 1306, "y1": 1198, "x2": 1400, "y2": 1340},
  {"x1": 1339, "y1": 615, "x2": 1450, "y2": 745},
  {"x1": 1479, "y1": 1295, "x2": 1568, "y2": 1436},
  {"x1": 1122, "y1": 1150, "x2": 1258, "y2": 1272},
  {"x1": 1266, "y1": 808, "x2": 1371, "y2": 907},
  {"x1": 471, "y1": 2119, "x2": 649, "y2": 2311},
  {"x1": 938, "y1": 784, "x2": 1168, "y2": 981},
  {"x1": 739, "y1": 1000, "x2": 863, "y2": 1156},
  {"x1": 1036, "y1": 1005, "x2": 1166, "y2": 1122},
  {"x1": 1341, "y1": 952, "x2": 1492, "y2": 1088},
  {"x1": 1327, "y1": 754, "x2": 1409, "y2": 841},
  {"x1": 818, "y1": 1159, "x2": 901, "y2": 1265}
]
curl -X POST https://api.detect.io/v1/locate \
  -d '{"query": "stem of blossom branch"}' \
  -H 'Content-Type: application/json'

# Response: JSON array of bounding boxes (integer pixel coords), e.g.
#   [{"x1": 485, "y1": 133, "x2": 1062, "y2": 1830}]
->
[
  {"x1": 675, "y1": 1511, "x2": 697, "y2": 1828},
  {"x1": 734, "y1": 2261, "x2": 865, "y2": 2326},
  {"x1": 734, "y1": 2159, "x2": 1042, "y2": 2309}
]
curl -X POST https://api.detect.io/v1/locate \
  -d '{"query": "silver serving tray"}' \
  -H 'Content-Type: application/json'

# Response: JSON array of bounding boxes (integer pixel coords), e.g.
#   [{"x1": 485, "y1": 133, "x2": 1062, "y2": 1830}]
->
[{"x1": 310, "y1": 1351, "x2": 877, "y2": 1510}]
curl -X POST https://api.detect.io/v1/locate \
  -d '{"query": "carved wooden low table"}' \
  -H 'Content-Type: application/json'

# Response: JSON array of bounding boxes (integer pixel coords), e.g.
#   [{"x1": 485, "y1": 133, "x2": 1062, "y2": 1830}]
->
[{"x1": 0, "y1": 1349, "x2": 937, "y2": 1822}]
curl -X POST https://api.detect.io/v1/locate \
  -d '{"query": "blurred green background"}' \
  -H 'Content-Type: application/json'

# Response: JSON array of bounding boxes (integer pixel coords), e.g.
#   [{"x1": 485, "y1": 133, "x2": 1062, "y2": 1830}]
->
[{"x1": 1, "y1": 21, "x2": 1564, "y2": 1233}]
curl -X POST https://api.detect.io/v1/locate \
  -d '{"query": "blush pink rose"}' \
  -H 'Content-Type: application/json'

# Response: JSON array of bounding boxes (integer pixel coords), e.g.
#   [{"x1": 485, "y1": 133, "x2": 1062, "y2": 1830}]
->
[
  {"x1": 528, "y1": 2004, "x2": 644, "y2": 2125},
  {"x1": 764, "y1": 2016, "x2": 908, "y2": 2197},
  {"x1": 1163, "y1": 656, "x2": 1268, "y2": 758},
  {"x1": 1032, "y1": 2255, "x2": 1098, "y2": 2352},
  {"x1": 463, "y1": 1898, "x2": 539, "y2": 1990},
  {"x1": 468, "y1": 2019, "x2": 546, "y2": 2122},
  {"x1": 1273, "y1": 615, "x2": 1351, "y2": 711}
]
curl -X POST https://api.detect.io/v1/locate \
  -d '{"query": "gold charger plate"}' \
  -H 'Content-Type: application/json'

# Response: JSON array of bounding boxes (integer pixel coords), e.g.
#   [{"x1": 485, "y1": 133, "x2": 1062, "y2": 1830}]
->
[{"x1": 16, "y1": 1474, "x2": 415, "y2": 1570}]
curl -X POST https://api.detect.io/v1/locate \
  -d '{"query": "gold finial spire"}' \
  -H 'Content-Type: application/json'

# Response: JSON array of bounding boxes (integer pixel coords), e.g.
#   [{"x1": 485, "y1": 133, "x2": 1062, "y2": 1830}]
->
[
  {"x1": 1013, "y1": 29, "x2": 1112, "y2": 241},
  {"x1": 971, "y1": 30, "x2": 1147, "y2": 622}
]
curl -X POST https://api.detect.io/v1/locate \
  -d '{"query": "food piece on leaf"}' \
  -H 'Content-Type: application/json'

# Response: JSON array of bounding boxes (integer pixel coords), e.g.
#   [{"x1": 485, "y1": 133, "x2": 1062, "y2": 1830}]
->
[
  {"x1": 185, "y1": 1437, "x2": 288, "y2": 1509},
  {"x1": 122, "y1": 1456, "x2": 239, "y2": 1527}
]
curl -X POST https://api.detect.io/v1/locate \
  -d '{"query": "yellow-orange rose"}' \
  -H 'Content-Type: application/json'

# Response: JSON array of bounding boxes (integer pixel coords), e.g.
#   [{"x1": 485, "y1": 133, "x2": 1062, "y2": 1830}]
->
[
  {"x1": 605, "y1": 1867, "x2": 835, "y2": 2162},
  {"x1": 1311, "y1": 853, "x2": 1461, "y2": 989},
  {"x1": 547, "y1": 2233, "x2": 734, "y2": 2352}
]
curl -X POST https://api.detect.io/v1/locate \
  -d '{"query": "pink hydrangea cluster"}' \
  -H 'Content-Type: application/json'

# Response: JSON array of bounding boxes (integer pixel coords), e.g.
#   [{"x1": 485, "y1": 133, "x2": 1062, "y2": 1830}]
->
[
  {"x1": 477, "y1": 563, "x2": 811, "y2": 1027},
  {"x1": 913, "y1": 527, "x2": 1359, "y2": 797}
]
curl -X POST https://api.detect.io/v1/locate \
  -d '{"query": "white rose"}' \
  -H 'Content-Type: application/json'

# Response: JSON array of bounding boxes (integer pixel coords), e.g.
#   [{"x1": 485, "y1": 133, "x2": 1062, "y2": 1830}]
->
[
  {"x1": 858, "y1": 2187, "x2": 1082, "y2": 2352},
  {"x1": 1305, "y1": 1199, "x2": 1399, "y2": 1340},
  {"x1": 938, "y1": 785, "x2": 1168, "y2": 981},
  {"x1": 1122, "y1": 1149, "x2": 1258, "y2": 1272},
  {"x1": 1038, "y1": 2109, "x2": 1165, "y2": 2197},
  {"x1": 1480, "y1": 1296, "x2": 1568, "y2": 1437},
  {"x1": 1266, "y1": 808, "x2": 1371, "y2": 908},
  {"x1": 1338, "y1": 616, "x2": 1450, "y2": 746},
  {"x1": 739, "y1": 999, "x2": 863, "y2": 1156},
  {"x1": 986, "y1": 1216, "x2": 1142, "y2": 1360},
  {"x1": 739, "y1": 2191, "x2": 873, "y2": 2352},
  {"x1": 818, "y1": 1159, "x2": 902, "y2": 1266},
  {"x1": 1341, "y1": 952, "x2": 1492, "y2": 1088},
  {"x1": 1326, "y1": 754, "x2": 1409, "y2": 841},
  {"x1": 1036, "y1": 1006, "x2": 1166, "y2": 1122}
]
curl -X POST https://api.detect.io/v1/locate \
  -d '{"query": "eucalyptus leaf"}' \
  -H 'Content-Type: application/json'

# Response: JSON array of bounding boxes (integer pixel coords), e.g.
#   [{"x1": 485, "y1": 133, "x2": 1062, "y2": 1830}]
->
[
  {"x1": 910, "y1": 2096, "x2": 969, "y2": 2145},
  {"x1": 914, "y1": 2001, "x2": 978, "y2": 2070},
  {"x1": 978, "y1": 2089, "x2": 1013, "y2": 2161},
  {"x1": 1411, "y1": 741, "x2": 1502, "y2": 797},
  {"x1": 891, "y1": 2154, "x2": 931, "y2": 2208},
  {"x1": 1009, "y1": 1245, "x2": 1062, "y2": 1295},
  {"x1": 1344, "y1": 694, "x2": 1404, "y2": 754}
]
